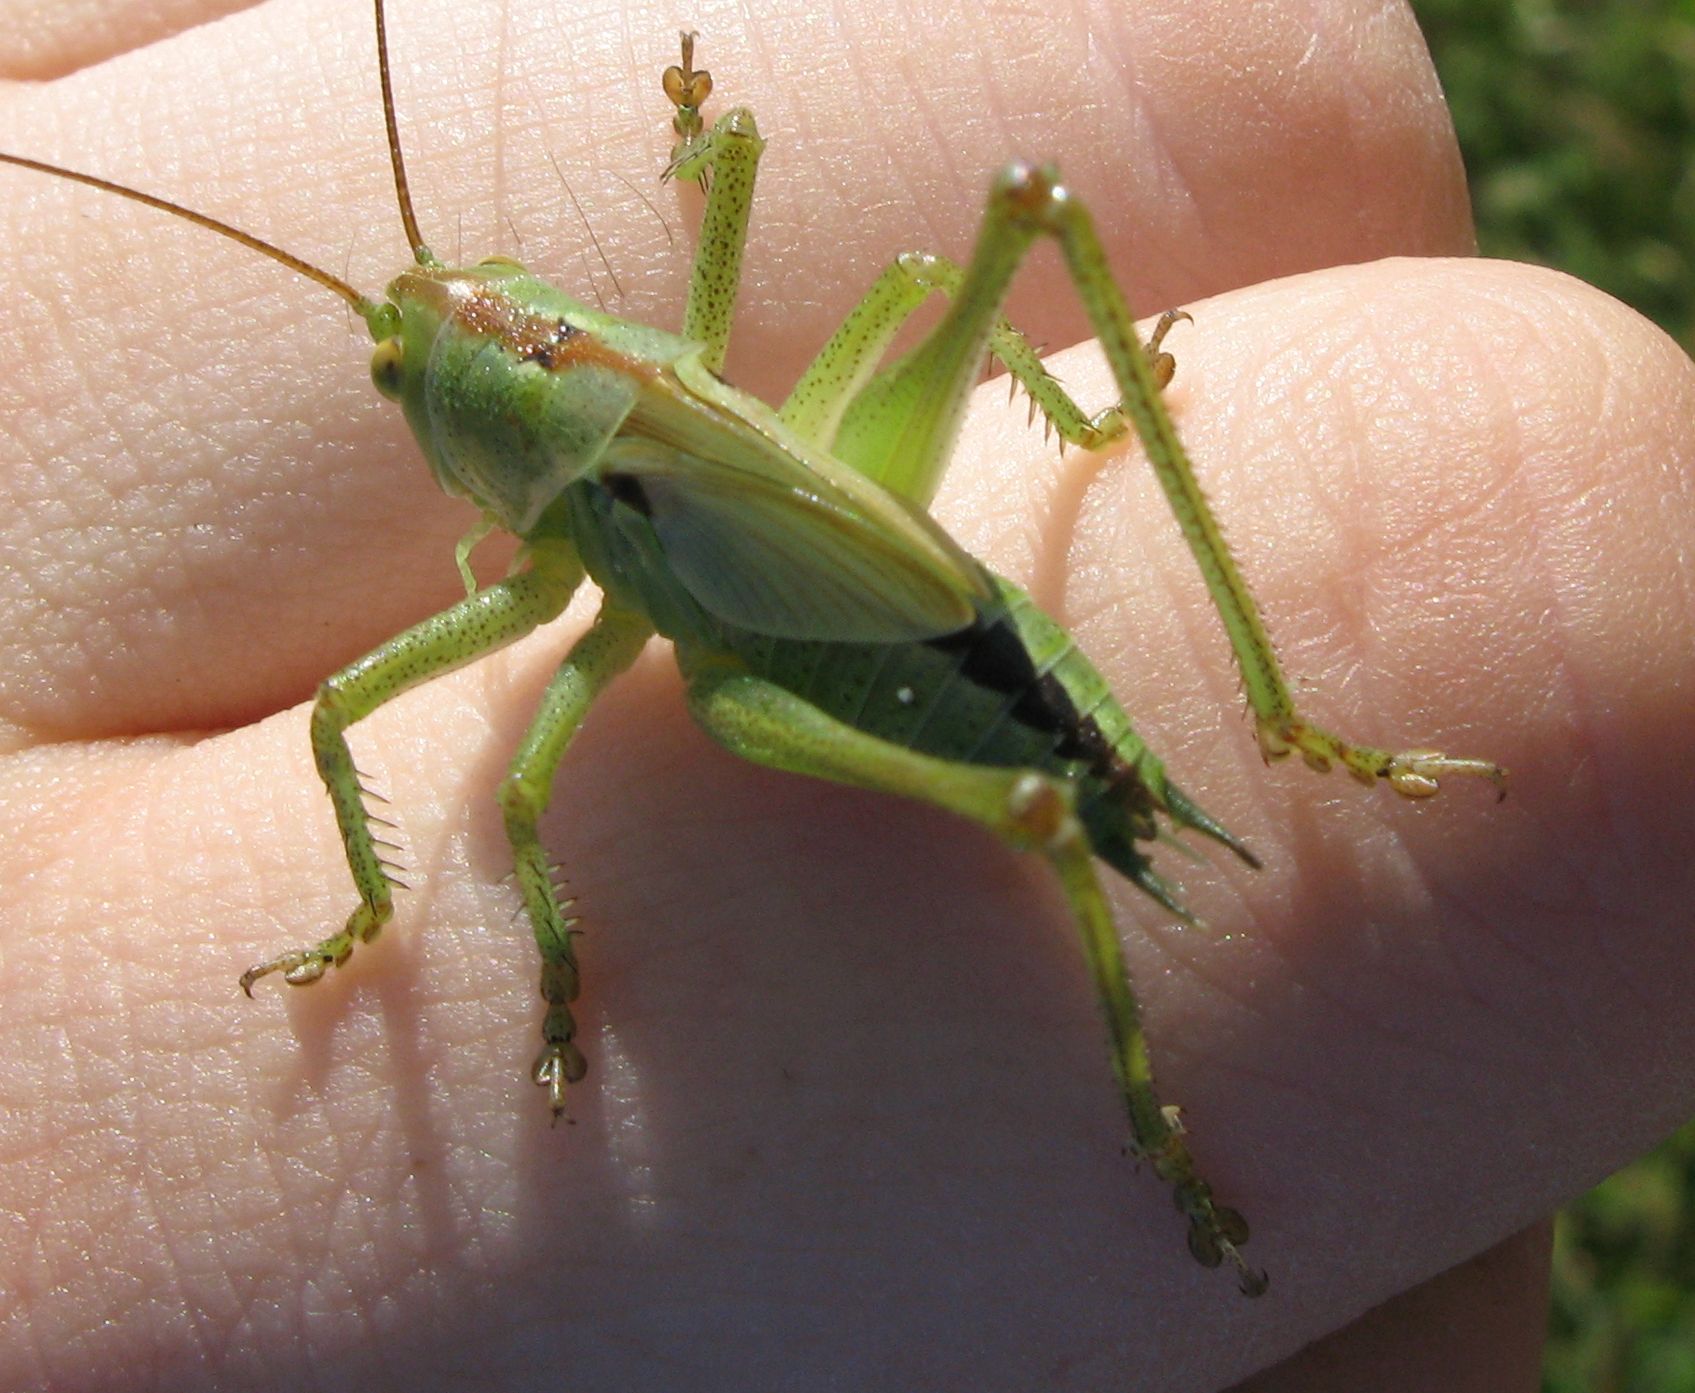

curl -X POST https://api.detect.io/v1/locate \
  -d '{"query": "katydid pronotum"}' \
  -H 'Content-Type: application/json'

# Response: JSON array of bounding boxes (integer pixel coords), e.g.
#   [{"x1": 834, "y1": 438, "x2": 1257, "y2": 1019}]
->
[{"x1": 0, "y1": 0, "x2": 1507, "y2": 1297}]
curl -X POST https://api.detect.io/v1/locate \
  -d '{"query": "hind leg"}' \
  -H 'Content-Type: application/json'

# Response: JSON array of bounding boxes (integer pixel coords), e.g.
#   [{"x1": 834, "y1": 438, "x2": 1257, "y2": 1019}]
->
[{"x1": 681, "y1": 652, "x2": 1266, "y2": 1294}]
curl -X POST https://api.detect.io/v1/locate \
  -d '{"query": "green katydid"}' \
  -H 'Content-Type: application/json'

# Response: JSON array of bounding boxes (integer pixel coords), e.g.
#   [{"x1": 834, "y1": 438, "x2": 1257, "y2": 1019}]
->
[{"x1": 0, "y1": 0, "x2": 1507, "y2": 1298}]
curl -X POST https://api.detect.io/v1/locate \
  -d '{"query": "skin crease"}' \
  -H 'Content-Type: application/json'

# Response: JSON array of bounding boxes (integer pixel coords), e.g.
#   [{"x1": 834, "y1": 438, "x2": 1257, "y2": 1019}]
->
[{"x1": 0, "y1": 0, "x2": 1691, "y2": 1389}]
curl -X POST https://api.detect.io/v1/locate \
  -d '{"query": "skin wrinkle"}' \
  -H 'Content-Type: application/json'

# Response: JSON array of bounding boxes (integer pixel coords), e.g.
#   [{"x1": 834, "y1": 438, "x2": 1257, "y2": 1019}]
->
[
  {"x1": 489, "y1": 1, "x2": 518, "y2": 262},
  {"x1": 1029, "y1": 400, "x2": 1116, "y2": 617},
  {"x1": 1404, "y1": 868, "x2": 1556, "y2": 1064},
  {"x1": 1326, "y1": 4, "x2": 1372, "y2": 212},
  {"x1": 1132, "y1": 900, "x2": 1280, "y2": 1063},
  {"x1": 1159, "y1": 20, "x2": 1254, "y2": 269},
  {"x1": 1301, "y1": 333, "x2": 1374, "y2": 607},
  {"x1": 1559, "y1": 317, "x2": 1687, "y2": 901},
  {"x1": 1261, "y1": 893, "x2": 1507, "y2": 1089},
  {"x1": 1092, "y1": 1, "x2": 1149, "y2": 172},
  {"x1": 1270, "y1": 281, "x2": 1511, "y2": 685},
  {"x1": 883, "y1": 35, "x2": 963, "y2": 255},
  {"x1": 965, "y1": 8, "x2": 1029, "y2": 173},
  {"x1": 137, "y1": 1132, "x2": 218, "y2": 1373},
  {"x1": 1509, "y1": 371, "x2": 1633, "y2": 997},
  {"x1": 1255, "y1": 800, "x2": 1466, "y2": 1063},
  {"x1": 1131, "y1": 60, "x2": 1208, "y2": 283},
  {"x1": 366, "y1": 981, "x2": 466, "y2": 1269},
  {"x1": 1418, "y1": 861, "x2": 1588, "y2": 1047}
]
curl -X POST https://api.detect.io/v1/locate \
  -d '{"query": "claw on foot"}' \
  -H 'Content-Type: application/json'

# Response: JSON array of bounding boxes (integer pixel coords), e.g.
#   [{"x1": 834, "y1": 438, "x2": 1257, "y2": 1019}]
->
[
  {"x1": 1256, "y1": 716, "x2": 1506, "y2": 801},
  {"x1": 662, "y1": 31, "x2": 712, "y2": 143},
  {"x1": 239, "y1": 949, "x2": 339, "y2": 996},
  {"x1": 532, "y1": 1041, "x2": 588, "y2": 1118},
  {"x1": 661, "y1": 31, "x2": 720, "y2": 183},
  {"x1": 1135, "y1": 1111, "x2": 1267, "y2": 1296},
  {"x1": 1386, "y1": 749, "x2": 1509, "y2": 801},
  {"x1": 239, "y1": 903, "x2": 385, "y2": 996},
  {"x1": 1145, "y1": 307, "x2": 1191, "y2": 388},
  {"x1": 1183, "y1": 1201, "x2": 1269, "y2": 1296}
]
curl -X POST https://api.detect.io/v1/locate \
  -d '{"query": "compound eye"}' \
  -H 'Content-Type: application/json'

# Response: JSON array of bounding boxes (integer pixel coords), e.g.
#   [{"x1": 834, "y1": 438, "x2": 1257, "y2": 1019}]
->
[{"x1": 370, "y1": 337, "x2": 405, "y2": 400}]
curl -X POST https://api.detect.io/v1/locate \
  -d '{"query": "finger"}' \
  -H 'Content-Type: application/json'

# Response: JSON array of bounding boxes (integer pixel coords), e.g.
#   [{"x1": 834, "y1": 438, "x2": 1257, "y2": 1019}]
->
[
  {"x1": 1232, "y1": 1224, "x2": 1554, "y2": 1392},
  {"x1": 947, "y1": 254, "x2": 1695, "y2": 1367},
  {"x1": 0, "y1": 0, "x2": 252, "y2": 79},
  {"x1": 0, "y1": 0, "x2": 1468, "y2": 740}
]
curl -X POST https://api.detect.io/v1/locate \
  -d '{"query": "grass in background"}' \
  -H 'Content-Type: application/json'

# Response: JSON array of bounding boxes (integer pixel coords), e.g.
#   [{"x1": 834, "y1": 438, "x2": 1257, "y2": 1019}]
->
[
  {"x1": 1547, "y1": 1119, "x2": 1695, "y2": 1392},
  {"x1": 1411, "y1": 2, "x2": 1693, "y2": 1387},
  {"x1": 1417, "y1": 0, "x2": 1693, "y2": 350}
]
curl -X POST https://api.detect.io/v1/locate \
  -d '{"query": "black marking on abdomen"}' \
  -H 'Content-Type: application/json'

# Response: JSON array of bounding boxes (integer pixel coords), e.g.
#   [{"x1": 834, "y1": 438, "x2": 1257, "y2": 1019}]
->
[
  {"x1": 926, "y1": 612, "x2": 1118, "y2": 773},
  {"x1": 603, "y1": 473, "x2": 652, "y2": 516}
]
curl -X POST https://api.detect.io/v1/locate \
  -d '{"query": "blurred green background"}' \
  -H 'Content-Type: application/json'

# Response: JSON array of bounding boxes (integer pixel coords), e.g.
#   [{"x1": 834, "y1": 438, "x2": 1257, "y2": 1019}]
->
[
  {"x1": 1411, "y1": 2, "x2": 1693, "y2": 1388},
  {"x1": 1416, "y1": 0, "x2": 1693, "y2": 352}
]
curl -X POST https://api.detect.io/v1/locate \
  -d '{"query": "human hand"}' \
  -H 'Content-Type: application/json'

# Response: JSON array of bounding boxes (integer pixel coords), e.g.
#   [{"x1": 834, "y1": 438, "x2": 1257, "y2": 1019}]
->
[{"x1": 1, "y1": 1, "x2": 1691, "y2": 1389}]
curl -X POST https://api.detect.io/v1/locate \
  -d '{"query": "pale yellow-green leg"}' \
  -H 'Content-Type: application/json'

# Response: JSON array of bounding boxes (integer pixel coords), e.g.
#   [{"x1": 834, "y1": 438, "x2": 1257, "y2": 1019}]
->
[
  {"x1": 681, "y1": 652, "x2": 1266, "y2": 1295},
  {"x1": 496, "y1": 603, "x2": 654, "y2": 1114},
  {"x1": 801, "y1": 188, "x2": 1051, "y2": 507},
  {"x1": 240, "y1": 541, "x2": 584, "y2": 995},
  {"x1": 453, "y1": 513, "x2": 499, "y2": 597}
]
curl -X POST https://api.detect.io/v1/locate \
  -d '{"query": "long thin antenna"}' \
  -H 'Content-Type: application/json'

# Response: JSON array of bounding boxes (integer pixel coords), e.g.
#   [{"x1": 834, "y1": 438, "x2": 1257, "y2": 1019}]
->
[
  {"x1": 549, "y1": 151, "x2": 623, "y2": 300},
  {"x1": 373, "y1": 0, "x2": 433, "y2": 264},
  {"x1": 0, "y1": 152, "x2": 373, "y2": 312},
  {"x1": 607, "y1": 166, "x2": 675, "y2": 250}
]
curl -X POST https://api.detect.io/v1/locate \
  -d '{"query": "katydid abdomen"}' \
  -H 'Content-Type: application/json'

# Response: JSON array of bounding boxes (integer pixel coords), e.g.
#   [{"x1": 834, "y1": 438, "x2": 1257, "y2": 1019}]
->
[
  {"x1": 562, "y1": 448, "x2": 1248, "y2": 905},
  {"x1": 727, "y1": 581, "x2": 1250, "y2": 896}
]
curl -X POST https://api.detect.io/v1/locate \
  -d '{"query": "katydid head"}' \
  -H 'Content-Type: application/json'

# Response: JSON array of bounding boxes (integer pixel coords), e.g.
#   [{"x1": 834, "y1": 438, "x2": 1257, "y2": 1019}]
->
[
  {"x1": 364, "y1": 256, "x2": 651, "y2": 535},
  {"x1": 368, "y1": 256, "x2": 536, "y2": 398}
]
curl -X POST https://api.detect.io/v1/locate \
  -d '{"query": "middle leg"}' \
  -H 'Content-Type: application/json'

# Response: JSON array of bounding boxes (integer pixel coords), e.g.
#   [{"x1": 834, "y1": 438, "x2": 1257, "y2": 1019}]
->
[
  {"x1": 498, "y1": 603, "x2": 654, "y2": 1114},
  {"x1": 782, "y1": 251, "x2": 1190, "y2": 508}
]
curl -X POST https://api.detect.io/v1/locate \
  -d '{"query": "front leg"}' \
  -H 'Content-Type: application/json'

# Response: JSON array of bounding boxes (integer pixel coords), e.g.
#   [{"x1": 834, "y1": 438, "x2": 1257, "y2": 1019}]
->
[
  {"x1": 241, "y1": 542, "x2": 583, "y2": 994},
  {"x1": 662, "y1": 33, "x2": 765, "y2": 376}
]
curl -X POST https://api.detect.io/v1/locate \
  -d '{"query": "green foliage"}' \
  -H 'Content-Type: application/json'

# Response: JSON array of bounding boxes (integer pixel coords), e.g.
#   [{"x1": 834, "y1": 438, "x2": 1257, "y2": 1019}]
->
[
  {"x1": 1416, "y1": 0, "x2": 1694, "y2": 352},
  {"x1": 1415, "y1": 4, "x2": 1695, "y2": 1385},
  {"x1": 1545, "y1": 1119, "x2": 1695, "y2": 1393}
]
